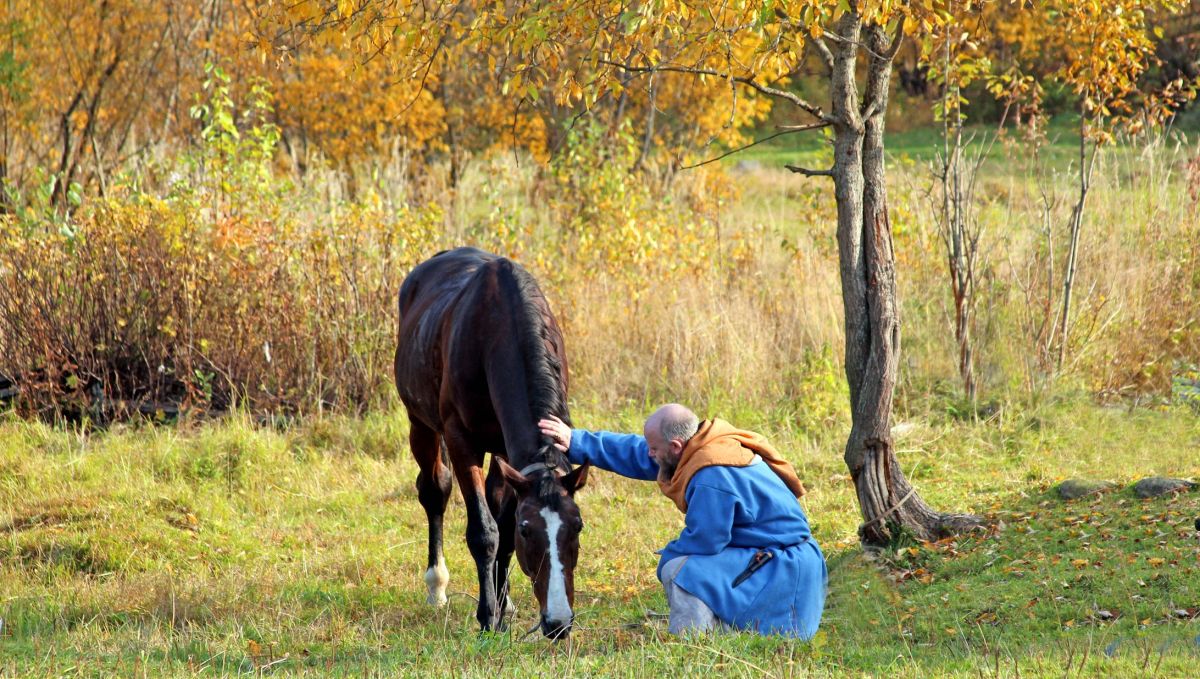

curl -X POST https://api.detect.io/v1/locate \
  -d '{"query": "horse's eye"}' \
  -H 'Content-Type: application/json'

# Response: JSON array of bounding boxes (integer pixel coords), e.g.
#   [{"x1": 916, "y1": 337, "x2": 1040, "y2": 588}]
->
[{"x1": 519, "y1": 520, "x2": 531, "y2": 537}]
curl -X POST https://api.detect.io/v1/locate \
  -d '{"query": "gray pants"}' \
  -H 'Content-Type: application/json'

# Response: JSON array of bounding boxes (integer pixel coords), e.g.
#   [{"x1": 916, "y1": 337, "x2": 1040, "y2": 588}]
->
[{"x1": 660, "y1": 556, "x2": 724, "y2": 635}]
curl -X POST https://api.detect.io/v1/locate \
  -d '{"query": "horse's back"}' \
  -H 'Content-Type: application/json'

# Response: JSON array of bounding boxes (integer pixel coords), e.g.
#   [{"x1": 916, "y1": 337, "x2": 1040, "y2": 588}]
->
[
  {"x1": 396, "y1": 247, "x2": 567, "y2": 458},
  {"x1": 396, "y1": 248, "x2": 512, "y2": 427},
  {"x1": 398, "y1": 247, "x2": 497, "y2": 315}
]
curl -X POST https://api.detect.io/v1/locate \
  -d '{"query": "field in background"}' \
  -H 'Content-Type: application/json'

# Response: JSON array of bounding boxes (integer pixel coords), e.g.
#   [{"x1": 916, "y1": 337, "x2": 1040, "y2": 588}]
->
[
  {"x1": 2, "y1": 117, "x2": 1198, "y2": 420},
  {"x1": 2, "y1": 120, "x2": 1200, "y2": 675}
]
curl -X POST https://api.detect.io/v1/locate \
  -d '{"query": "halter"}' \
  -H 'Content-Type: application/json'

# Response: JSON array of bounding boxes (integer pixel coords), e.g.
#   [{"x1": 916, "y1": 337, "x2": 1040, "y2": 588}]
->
[{"x1": 519, "y1": 461, "x2": 565, "y2": 477}]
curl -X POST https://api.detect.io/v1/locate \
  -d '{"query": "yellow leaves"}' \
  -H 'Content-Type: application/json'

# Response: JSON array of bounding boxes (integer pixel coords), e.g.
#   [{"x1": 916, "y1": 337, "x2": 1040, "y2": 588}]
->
[
  {"x1": 1147, "y1": 557, "x2": 1166, "y2": 568},
  {"x1": 286, "y1": 0, "x2": 324, "y2": 23}
]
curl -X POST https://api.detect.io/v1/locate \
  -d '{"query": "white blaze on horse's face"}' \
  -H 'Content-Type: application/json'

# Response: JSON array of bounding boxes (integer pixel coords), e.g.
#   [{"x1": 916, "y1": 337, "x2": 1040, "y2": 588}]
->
[{"x1": 539, "y1": 506, "x2": 573, "y2": 625}]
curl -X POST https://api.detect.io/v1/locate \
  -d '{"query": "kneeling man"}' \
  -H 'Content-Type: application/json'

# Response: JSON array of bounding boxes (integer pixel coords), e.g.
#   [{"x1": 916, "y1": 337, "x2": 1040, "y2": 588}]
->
[{"x1": 539, "y1": 404, "x2": 826, "y2": 638}]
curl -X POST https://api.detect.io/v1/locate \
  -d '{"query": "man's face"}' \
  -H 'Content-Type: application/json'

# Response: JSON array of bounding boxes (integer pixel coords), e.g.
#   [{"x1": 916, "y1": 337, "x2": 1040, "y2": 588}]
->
[{"x1": 644, "y1": 422, "x2": 683, "y2": 480}]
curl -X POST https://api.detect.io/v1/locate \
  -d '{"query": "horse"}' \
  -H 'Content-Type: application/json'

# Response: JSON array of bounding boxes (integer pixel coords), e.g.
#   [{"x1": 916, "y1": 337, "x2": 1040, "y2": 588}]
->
[{"x1": 394, "y1": 247, "x2": 589, "y2": 639}]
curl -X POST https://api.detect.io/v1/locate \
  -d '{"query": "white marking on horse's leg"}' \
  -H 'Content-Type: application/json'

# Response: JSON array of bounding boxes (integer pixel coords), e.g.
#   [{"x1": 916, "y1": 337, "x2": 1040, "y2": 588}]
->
[
  {"x1": 539, "y1": 507, "x2": 573, "y2": 625},
  {"x1": 424, "y1": 554, "x2": 449, "y2": 607}
]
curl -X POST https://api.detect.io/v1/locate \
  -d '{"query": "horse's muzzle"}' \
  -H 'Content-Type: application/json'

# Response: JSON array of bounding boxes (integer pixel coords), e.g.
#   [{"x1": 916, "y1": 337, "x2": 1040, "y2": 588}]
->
[{"x1": 540, "y1": 614, "x2": 572, "y2": 640}]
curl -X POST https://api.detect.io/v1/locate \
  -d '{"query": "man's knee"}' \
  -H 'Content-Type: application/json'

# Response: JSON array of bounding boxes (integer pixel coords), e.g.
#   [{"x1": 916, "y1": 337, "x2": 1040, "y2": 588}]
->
[
  {"x1": 660, "y1": 560, "x2": 720, "y2": 635},
  {"x1": 659, "y1": 556, "x2": 688, "y2": 585}
]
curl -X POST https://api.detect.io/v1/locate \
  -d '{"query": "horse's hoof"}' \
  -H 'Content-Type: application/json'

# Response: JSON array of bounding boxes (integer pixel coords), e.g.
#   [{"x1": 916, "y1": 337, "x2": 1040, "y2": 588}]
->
[{"x1": 424, "y1": 560, "x2": 450, "y2": 607}]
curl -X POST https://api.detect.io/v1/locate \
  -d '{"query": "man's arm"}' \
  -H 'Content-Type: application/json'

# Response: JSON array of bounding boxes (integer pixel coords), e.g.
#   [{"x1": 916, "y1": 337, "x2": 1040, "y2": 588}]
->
[
  {"x1": 663, "y1": 481, "x2": 737, "y2": 557},
  {"x1": 539, "y1": 415, "x2": 658, "y2": 480}
]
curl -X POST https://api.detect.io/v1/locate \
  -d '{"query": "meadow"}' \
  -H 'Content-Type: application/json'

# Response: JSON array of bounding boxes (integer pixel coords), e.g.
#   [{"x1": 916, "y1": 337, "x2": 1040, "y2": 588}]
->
[
  {"x1": 1, "y1": 401, "x2": 1198, "y2": 677},
  {"x1": 2, "y1": 122, "x2": 1200, "y2": 676}
]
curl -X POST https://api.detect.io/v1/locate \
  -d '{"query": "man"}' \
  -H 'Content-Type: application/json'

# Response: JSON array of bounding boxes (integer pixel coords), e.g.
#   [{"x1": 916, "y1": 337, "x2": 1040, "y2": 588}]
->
[{"x1": 538, "y1": 404, "x2": 826, "y2": 638}]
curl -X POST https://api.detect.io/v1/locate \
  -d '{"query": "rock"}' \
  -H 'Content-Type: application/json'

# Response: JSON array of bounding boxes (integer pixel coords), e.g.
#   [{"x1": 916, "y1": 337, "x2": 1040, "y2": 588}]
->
[
  {"x1": 1132, "y1": 476, "x2": 1197, "y2": 499},
  {"x1": 1056, "y1": 479, "x2": 1116, "y2": 500}
]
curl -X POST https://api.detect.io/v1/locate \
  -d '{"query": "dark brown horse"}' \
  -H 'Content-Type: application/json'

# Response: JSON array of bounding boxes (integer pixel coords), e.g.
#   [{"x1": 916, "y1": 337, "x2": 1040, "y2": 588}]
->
[{"x1": 394, "y1": 247, "x2": 588, "y2": 638}]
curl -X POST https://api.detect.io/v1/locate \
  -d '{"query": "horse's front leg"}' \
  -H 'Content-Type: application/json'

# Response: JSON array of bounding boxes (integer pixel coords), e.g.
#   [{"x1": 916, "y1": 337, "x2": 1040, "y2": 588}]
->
[
  {"x1": 486, "y1": 456, "x2": 517, "y2": 628},
  {"x1": 446, "y1": 427, "x2": 501, "y2": 631}
]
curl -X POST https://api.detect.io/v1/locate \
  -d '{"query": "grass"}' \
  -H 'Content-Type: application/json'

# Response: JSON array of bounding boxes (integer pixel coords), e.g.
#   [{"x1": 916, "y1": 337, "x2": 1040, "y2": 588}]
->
[
  {"x1": 1, "y1": 91, "x2": 1198, "y2": 676},
  {"x1": 1, "y1": 397, "x2": 1198, "y2": 677}
]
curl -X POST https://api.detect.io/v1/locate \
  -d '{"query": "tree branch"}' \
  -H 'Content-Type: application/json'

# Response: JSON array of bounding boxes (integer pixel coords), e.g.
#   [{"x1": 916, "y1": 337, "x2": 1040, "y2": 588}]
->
[
  {"x1": 785, "y1": 165, "x2": 834, "y2": 177},
  {"x1": 811, "y1": 36, "x2": 835, "y2": 72},
  {"x1": 884, "y1": 17, "x2": 906, "y2": 61},
  {"x1": 678, "y1": 122, "x2": 831, "y2": 170},
  {"x1": 598, "y1": 59, "x2": 831, "y2": 123},
  {"x1": 861, "y1": 19, "x2": 905, "y2": 121}
]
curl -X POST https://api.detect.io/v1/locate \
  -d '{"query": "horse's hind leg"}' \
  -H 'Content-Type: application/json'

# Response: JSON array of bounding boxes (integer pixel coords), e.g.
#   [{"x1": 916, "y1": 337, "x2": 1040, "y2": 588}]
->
[{"x1": 411, "y1": 418, "x2": 452, "y2": 606}]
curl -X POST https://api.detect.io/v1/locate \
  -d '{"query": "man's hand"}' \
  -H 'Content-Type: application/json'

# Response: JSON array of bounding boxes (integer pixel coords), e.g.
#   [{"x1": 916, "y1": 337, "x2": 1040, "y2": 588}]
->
[{"x1": 538, "y1": 415, "x2": 571, "y2": 452}]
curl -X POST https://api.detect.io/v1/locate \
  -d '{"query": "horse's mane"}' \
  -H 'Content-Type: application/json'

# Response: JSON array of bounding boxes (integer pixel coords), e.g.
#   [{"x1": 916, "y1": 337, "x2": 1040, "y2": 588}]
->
[{"x1": 495, "y1": 259, "x2": 572, "y2": 472}]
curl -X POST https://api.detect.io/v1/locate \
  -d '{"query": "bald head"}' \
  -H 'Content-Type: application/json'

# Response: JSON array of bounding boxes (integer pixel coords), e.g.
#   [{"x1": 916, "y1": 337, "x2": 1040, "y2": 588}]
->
[{"x1": 646, "y1": 403, "x2": 699, "y2": 446}]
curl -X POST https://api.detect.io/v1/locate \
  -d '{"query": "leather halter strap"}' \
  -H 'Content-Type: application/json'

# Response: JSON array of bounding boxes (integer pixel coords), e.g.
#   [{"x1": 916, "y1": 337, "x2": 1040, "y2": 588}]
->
[{"x1": 519, "y1": 461, "x2": 565, "y2": 477}]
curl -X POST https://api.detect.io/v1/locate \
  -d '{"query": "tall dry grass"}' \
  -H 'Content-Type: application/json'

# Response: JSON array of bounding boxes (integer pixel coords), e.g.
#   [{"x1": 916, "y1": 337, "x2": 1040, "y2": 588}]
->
[{"x1": 0, "y1": 114, "x2": 1197, "y2": 422}]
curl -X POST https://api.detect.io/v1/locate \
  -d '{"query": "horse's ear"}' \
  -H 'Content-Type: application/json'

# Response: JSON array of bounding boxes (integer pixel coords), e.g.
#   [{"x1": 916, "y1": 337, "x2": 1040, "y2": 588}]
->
[
  {"x1": 564, "y1": 461, "x2": 589, "y2": 495},
  {"x1": 494, "y1": 457, "x2": 530, "y2": 495}
]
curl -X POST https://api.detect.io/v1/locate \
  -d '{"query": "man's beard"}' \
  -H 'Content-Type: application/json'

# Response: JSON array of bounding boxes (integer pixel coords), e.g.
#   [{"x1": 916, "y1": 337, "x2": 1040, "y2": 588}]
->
[{"x1": 656, "y1": 457, "x2": 679, "y2": 483}]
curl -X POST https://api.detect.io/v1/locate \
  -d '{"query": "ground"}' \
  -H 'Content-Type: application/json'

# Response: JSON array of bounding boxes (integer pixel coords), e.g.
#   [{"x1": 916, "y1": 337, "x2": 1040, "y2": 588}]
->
[{"x1": 1, "y1": 397, "x2": 1198, "y2": 677}]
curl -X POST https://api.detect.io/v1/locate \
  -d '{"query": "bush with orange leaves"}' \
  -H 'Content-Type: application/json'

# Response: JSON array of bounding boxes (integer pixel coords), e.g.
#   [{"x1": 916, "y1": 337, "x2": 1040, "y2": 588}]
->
[{"x1": 0, "y1": 77, "x2": 444, "y2": 420}]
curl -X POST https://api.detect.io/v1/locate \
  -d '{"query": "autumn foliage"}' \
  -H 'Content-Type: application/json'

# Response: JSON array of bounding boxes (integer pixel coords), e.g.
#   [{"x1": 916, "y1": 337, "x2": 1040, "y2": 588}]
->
[{"x1": 1, "y1": 0, "x2": 1198, "y2": 420}]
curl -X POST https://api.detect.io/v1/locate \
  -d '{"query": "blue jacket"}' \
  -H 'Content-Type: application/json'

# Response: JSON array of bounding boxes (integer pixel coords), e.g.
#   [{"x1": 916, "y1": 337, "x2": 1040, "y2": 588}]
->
[{"x1": 568, "y1": 429, "x2": 827, "y2": 638}]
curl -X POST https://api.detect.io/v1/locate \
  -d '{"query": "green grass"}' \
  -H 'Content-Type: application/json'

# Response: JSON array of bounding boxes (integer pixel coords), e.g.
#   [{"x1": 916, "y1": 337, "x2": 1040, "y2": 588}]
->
[
  {"x1": 723, "y1": 115, "x2": 1170, "y2": 170},
  {"x1": 2, "y1": 397, "x2": 1198, "y2": 677}
]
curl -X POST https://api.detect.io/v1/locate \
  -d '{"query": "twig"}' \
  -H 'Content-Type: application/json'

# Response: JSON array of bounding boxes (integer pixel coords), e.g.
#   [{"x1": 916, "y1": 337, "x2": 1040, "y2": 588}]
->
[
  {"x1": 810, "y1": 36, "x2": 834, "y2": 73},
  {"x1": 859, "y1": 486, "x2": 917, "y2": 531},
  {"x1": 785, "y1": 165, "x2": 834, "y2": 177},
  {"x1": 598, "y1": 59, "x2": 829, "y2": 122},
  {"x1": 257, "y1": 655, "x2": 290, "y2": 671},
  {"x1": 679, "y1": 122, "x2": 830, "y2": 170}
]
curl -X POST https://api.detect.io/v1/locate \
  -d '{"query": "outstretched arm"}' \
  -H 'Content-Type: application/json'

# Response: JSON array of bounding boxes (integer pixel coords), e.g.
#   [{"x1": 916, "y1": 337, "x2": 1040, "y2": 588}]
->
[{"x1": 538, "y1": 415, "x2": 658, "y2": 481}]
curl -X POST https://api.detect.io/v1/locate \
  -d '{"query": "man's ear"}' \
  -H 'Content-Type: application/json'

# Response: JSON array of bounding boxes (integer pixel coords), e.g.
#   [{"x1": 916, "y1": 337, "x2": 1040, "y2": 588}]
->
[
  {"x1": 494, "y1": 457, "x2": 530, "y2": 495},
  {"x1": 669, "y1": 438, "x2": 685, "y2": 456},
  {"x1": 564, "y1": 461, "x2": 589, "y2": 496}
]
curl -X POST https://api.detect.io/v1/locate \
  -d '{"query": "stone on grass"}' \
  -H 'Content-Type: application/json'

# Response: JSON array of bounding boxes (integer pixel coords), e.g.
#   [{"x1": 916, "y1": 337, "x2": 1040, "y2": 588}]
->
[
  {"x1": 1056, "y1": 479, "x2": 1116, "y2": 500},
  {"x1": 1132, "y1": 476, "x2": 1197, "y2": 499}
]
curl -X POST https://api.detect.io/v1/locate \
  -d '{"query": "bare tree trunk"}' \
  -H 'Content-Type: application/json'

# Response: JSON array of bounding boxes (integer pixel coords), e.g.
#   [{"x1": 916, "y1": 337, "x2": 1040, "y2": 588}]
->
[
  {"x1": 635, "y1": 71, "x2": 658, "y2": 170},
  {"x1": 935, "y1": 33, "x2": 982, "y2": 406},
  {"x1": 829, "y1": 16, "x2": 981, "y2": 546},
  {"x1": 1057, "y1": 114, "x2": 1096, "y2": 372}
]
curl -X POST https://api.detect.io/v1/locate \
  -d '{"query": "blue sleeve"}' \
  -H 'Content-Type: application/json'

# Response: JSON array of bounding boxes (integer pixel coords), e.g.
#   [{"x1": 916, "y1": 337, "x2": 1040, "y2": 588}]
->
[
  {"x1": 566, "y1": 430, "x2": 658, "y2": 481},
  {"x1": 662, "y1": 481, "x2": 737, "y2": 557}
]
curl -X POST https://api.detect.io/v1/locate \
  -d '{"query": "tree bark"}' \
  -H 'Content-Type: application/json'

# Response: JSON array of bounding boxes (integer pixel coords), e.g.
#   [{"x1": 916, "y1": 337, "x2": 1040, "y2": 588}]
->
[{"x1": 828, "y1": 16, "x2": 982, "y2": 547}]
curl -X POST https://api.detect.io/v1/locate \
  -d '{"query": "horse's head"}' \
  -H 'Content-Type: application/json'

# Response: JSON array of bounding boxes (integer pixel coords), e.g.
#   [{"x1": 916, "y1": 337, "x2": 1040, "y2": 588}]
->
[{"x1": 496, "y1": 457, "x2": 589, "y2": 639}]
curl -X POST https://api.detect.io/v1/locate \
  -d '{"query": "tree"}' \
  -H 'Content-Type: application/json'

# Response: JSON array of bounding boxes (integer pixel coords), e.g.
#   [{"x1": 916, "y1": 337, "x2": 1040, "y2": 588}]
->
[
  {"x1": 923, "y1": 5, "x2": 999, "y2": 409},
  {"x1": 466, "y1": 0, "x2": 989, "y2": 545},
  {"x1": 254, "y1": 0, "x2": 1187, "y2": 546},
  {"x1": 983, "y1": 0, "x2": 1194, "y2": 374}
]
